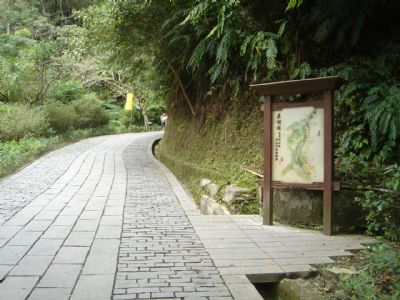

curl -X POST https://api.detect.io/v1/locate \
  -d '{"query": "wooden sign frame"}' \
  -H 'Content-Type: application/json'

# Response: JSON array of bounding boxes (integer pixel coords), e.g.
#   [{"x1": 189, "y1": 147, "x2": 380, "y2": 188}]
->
[{"x1": 250, "y1": 76, "x2": 342, "y2": 235}]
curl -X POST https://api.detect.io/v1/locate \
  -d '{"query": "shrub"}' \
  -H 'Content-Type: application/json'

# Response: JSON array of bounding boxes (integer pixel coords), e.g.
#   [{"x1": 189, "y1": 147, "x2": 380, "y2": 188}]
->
[
  {"x1": 339, "y1": 243, "x2": 400, "y2": 299},
  {"x1": 44, "y1": 101, "x2": 77, "y2": 133},
  {"x1": 357, "y1": 164, "x2": 400, "y2": 241},
  {"x1": 71, "y1": 94, "x2": 109, "y2": 128},
  {"x1": 0, "y1": 103, "x2": 48, "y2": 141},
  {"x1": 46, "y1": 79, "x2": 84, "y2": 103}
]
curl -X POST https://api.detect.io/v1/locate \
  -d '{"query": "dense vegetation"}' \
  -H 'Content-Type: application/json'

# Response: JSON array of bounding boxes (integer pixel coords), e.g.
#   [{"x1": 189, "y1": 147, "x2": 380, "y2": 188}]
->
[{"x1": 0, "y1": 0, "x2": 165, "y2": 177}]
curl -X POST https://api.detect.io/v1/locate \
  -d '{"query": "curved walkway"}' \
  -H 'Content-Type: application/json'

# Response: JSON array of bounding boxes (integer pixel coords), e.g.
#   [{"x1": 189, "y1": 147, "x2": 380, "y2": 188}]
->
[{"x1": 0, "y1": 132, "x2": 372, "y2": 300}]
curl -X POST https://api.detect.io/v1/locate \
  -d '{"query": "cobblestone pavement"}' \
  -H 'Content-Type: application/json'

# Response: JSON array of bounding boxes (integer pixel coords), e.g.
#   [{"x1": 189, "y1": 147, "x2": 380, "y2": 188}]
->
[
  {"x1": 0, "y1": 132, "x2": 374, "y2": 300},
  {"x1": 114, "y1": 137, "x2": 231, "y2": 300}
]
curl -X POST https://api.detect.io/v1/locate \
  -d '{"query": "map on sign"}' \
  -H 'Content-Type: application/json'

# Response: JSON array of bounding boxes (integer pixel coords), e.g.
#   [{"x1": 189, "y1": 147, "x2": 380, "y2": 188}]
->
[{"x1": 272, "y1": 106, "x2": 324, "y2": 184}]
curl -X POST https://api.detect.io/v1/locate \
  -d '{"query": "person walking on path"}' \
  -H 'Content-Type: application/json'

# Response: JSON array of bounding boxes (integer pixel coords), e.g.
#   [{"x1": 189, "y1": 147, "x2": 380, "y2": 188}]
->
[{"x1": 160, "y1": 113, "x2": 168, "y2": 129}]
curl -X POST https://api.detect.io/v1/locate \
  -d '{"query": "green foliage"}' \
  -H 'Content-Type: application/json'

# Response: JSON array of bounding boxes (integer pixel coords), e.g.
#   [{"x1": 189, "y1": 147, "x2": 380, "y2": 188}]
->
[
  {"x1": 0, "y1": 103, "x2": 48, "y2": 141},
  {"x1": 339, "y1": 242, "x2": 400, "y2": 299},
  {"x1": 0, "y1": 135, "x2": 60, "y2": 178},
  {"x1": 71, "y1": 94, "x2": 109, "y2": 129},
  {"x1": 44, "y1": 101, "x2": 77, "y2": 133},
  {"x1": 356, "y1": 164, "x2": 400, "y2": 241},
  {"x1": 46, "y1": 80, "x2": 84, "y2": 103},
  {"x1": 365, "y1": 85, "x2": 400, "y2": 149}
]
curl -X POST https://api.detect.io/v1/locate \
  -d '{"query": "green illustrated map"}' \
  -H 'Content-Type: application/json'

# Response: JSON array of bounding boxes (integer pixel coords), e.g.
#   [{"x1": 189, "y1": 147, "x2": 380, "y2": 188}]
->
[
  {"x1": 272, "y1": 107, "x2": 324, "y2": 184},
  {"x1": 281, "y1": 108, "x2": 317, "y2": 182}
]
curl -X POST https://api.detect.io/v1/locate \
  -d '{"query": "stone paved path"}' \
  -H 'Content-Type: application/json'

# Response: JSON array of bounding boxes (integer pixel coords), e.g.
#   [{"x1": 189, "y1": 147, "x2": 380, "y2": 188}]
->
[
  {"x1": 0, "y1": 136, "x2": 112, "y2": 225},
  {"x1": 0, "y1": 132, "x2": 373, "y2": 300}
]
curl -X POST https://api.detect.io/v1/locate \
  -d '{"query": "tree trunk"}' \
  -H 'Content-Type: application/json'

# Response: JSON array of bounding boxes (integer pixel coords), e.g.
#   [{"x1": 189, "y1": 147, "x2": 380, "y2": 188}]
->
[
  {"x1": 156, "y1": 40, "x2": 196, "y2": 117},
  {"x1": 40, "y1": 0, "x2": 46, "y2": 15},
  {"x1": 6, "y1": 23, "x2": 10, "y2": 35},
  {"x1": 163, "y1": 57, "x2": 196, "y2": 117},
  {"x1": 38, "y1": 63, "x2": 45, "y2": 104},
  {"x1": 143, "y1": 111, "x2": 149, "y2": 131},
  {"x1": 59, "y1": 0, "x2": 64, "y2": 26}
]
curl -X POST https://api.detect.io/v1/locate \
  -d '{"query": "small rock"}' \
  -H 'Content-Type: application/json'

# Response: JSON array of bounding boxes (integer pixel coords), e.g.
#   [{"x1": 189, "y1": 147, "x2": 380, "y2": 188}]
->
[
  {"x1": 199, "y1": 178, "x2": 211, "y2": 187},
  {"x1": 200, "y1": 195, "x2": 210, "y2": 214},
  {"x1": 326, "y1": 267, "x2": 359, "y2": 275},
  {"x1": 207, "y1": 183, "x2": 219, "y2": 199}
]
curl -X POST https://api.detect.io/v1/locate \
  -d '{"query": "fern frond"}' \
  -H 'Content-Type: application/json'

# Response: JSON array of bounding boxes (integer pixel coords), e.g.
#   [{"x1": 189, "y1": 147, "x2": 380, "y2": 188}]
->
[{"x1": 266, "y1": 39, "x2": 277, "y2": 70}]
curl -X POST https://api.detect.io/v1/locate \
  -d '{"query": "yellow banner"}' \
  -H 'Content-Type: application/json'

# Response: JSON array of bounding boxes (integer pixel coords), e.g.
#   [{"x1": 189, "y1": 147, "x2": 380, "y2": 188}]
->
[{"x1": 125, "y1": 93, "x2": 134, "y2": 110}]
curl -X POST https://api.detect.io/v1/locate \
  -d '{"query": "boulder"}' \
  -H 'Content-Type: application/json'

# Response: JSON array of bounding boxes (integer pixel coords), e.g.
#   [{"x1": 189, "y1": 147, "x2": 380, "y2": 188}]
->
[{"x1": 223, "y1": 184, "x2": 251, "y2": 204}]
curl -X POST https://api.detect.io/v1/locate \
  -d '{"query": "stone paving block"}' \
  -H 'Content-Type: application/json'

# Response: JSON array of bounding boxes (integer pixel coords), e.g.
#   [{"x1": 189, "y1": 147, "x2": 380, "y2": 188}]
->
[
  {"x1": 64, "y1": 231, "x2": 95, "y2": 246},
  {"x1": 43, "y1": 202, "x2": 65, "y2": 211},
  {"x1": 0, "y1": 265, "x2": 13, "y2": 280},
  {"x1": 7, "y1": 230, "x2": 42, "y2": 246},
  {"x1": 90, "y1": 238, "x2": 120, "y2": 255},
  {"x1": 73, "y1": 219, "x2": 99, "y2": 232},
  {"x1": 218, "y1": 266, "x2": 284, "y2": 275},
  {"x1": 267, "y1": 252, "x2": 300, "y2": 259},
  {"x1": 28, "y1": 238, "x2": 64, "y2": 256},
  {"x1": 79, "y1": 210, "x2": 102, "y2": 220},
  {"x1": 103, "y1": 206, "x2": 123, "y2": 216},
  {"x1": 84, "y1": 203, "x2": 104, "y2": 211},
  {"x1": 53, "y1": 246, "x2": 89, "y2": 264},
  {"x1": 60, "y1": 207, "x2": 83, "y2": 216},
  {"x1": 294, "y1": 250, "x2": 354, "y2": 258},
  {"x1": 96, "y1": 225, "x2": 121, "y2": 239},
  {"x1": 273, "y1": 256, "x2": 335, "y2": 266},
  {"x1": 100, "y1": 215, "x2": 123, "y2": 226},
  {"x1": 211, "y1": 252, "x2": 270, "y2": 260},
  {"x1": 221, "y1": 275, "x2": 250, "y2": 284},
  {"x1": 9, "y1": 255, "x2": 53, "y2": 276},
  {"x1": 0, "y1": 245, "x2": 30, "y2": 264},
  {"x1": 0, "y1": 275, "x2": 38, "y2": 300},
  {"x1": 53, "y1": 215, "x2": 79, "y2": 226},
  {"x1": 35, "y1": 210, "x2": 59, "y2": 221},
  {"x1": 70, "y1": 274, "x2": 114, "y2": 300},
  {"x1": 28, "y1": 287, "x2": 71, "y2": 300},
  {"x1": 24, "y1": 220, "x2": 52, "y2": 231},
  {"x1": 4, "y1": 214, "x2": 33, "y2": 226},
  {"x1": 82, "y1": 254, "x2": 117, "y2": 275},
  {"x1": 105, "y1": 200, "x2": 125, "y2": 207},
  {"x1": 42, "y1": 225, "x2": 72, "y2": 239},
  {"x1": 214, "y1": 259, "x2": 277, "y2": 268},
  {"x1": 0, "y1": 225, "x2": 22, "y2": 239},
  {"x1": 38, "y1": 264, "x2": 82, "y2": 288}
]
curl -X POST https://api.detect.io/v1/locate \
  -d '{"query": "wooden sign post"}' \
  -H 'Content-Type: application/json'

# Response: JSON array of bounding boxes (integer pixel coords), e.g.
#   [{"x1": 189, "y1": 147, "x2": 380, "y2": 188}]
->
[{"x1": 250, "y1": 76, "x2": 342, "y2": 235}]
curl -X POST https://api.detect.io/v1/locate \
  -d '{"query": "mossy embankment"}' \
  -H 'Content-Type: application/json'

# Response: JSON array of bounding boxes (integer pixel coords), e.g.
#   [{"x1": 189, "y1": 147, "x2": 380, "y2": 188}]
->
[{"x1": 157, "y1": 98, "x2": 264, "y2": 214}]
